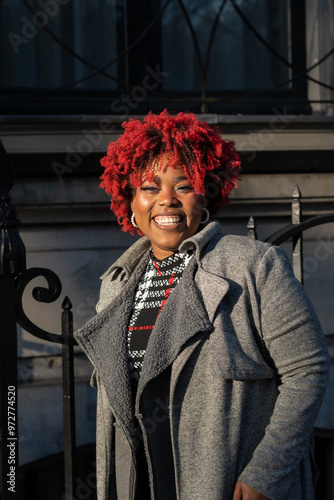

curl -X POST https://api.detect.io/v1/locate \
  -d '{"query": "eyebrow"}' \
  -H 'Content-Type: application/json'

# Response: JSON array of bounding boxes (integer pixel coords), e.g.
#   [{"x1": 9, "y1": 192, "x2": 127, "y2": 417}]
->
[
  {"x1": 173, "y1": 176, "x2": 188, "y2": 182},
  {"x1": 149, "y1": 175, "x2": 189, "y2": 185}
]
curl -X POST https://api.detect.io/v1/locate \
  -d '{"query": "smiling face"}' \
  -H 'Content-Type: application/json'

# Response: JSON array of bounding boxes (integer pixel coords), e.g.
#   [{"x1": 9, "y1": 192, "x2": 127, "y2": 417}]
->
[{"x1": 131, "y1": 155, "x2": 205, "y2": 260}]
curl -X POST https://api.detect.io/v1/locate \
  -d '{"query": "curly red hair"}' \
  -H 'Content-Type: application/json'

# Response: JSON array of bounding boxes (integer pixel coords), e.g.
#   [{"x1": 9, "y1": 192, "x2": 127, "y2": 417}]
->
[{"x1": 100, "y1": 110, "x2": 241, "y2": 234}]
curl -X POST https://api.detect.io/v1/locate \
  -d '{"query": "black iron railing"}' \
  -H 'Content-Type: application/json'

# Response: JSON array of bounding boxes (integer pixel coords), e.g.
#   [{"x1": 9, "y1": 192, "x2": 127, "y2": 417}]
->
[
  {"x1": 247, "y1": 185, "x2": 334, "y2": 284},
  {"x1": 0, "y1": 139, "x2": 77, "y2": 500}
]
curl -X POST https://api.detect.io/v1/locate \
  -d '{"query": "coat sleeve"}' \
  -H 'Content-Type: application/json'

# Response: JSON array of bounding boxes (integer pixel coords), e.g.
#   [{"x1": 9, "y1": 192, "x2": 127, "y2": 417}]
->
[{"x1": 238, "y1": 245, "x2": 330, "y2": 500}]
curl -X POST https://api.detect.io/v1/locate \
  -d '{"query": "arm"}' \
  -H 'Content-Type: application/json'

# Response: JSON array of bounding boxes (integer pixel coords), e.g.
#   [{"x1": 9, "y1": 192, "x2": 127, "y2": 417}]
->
[{"x1": 239, "y1": 246, "x2": 329, "y2": 500}]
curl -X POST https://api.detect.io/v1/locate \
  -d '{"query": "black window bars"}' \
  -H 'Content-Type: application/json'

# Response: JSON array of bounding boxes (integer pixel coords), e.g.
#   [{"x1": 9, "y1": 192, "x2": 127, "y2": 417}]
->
[{"x1": 2, "y1": 0, "x2": 333, "y2": 115}]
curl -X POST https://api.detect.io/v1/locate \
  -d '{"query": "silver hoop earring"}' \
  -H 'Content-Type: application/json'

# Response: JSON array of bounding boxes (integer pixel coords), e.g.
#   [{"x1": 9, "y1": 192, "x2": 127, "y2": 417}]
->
[
  {"x1": 131, "y1": 213, "x2": 138, "y2": 228},
  {"x1": 200, "y1": 208, "x2": 210, "y2": 224}
]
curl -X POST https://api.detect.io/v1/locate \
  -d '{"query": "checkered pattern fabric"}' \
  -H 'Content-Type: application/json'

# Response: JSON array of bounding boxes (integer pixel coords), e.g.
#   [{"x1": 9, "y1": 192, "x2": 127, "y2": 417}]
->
[{"x1": 127, "y1": 248, "x2": 194, "y2": 380}]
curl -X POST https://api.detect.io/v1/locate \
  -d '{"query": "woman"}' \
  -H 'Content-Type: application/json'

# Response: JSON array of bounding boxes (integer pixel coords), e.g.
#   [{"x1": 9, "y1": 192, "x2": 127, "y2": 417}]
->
[{"x1": 75, "y1": 110, "x2": 329, "y2": 500}]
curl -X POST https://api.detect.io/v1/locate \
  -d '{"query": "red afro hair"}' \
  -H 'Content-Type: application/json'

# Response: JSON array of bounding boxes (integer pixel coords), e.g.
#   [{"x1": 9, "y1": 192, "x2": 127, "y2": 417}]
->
[{"x1": 100, "y1": 110, "x2": 241, "y2": 234}]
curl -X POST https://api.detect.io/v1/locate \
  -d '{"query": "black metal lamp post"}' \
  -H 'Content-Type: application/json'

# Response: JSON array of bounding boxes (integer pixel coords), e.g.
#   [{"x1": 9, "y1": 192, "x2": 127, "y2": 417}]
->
[{"x1": 0, "y1": 139, "x2": 25, "y2": 499}]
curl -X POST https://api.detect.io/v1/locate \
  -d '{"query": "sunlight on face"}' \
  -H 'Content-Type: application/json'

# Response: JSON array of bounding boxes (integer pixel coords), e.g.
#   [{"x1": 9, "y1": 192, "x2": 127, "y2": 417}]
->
[{"x1": 131, "y1": 155, "x2": 205, "y2": 259}]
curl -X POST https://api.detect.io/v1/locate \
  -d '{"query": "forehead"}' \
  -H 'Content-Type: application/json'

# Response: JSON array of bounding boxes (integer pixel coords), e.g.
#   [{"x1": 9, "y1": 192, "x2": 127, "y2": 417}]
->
[
  {"x1": 143, "y1": 165, "x2": 187, "y2": 182},
  {"x1": 143, "y1": 154, "x2": 187, "y2": 181}
]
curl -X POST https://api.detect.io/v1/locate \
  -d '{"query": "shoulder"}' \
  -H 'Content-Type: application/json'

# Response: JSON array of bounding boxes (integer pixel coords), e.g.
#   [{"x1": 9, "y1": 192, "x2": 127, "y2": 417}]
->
[
  {"x1": 209, "y1": 232, "x2": 270, "y2": 252},
  {"x1": 202, "y1": 232, "x2": 271, "y2": 265},
  {"x1": 200, "y1": 232, "x2": 291, "y2": 279}
]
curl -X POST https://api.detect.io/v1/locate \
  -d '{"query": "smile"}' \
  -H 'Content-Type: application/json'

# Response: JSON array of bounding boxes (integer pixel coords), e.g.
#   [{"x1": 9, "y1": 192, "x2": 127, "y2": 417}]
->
[{"x1": 153, "y1": 215, "x2": 184, "y2": 226}]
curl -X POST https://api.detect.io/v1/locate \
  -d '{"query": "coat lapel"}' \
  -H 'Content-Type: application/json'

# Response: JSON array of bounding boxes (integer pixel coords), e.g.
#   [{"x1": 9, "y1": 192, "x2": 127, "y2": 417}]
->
[
  {"x1": 194, "y1": 266, "x2": 230, "y2": 323},
  {"x1": 75, "y1": 252, "x2": 150, "y2": 437}
]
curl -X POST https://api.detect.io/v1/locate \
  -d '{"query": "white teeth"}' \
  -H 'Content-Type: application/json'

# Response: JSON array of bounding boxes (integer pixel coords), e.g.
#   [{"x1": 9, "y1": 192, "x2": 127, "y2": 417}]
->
[{"x1": 154, "y1": 216, "x2": 182, "y2": 226}]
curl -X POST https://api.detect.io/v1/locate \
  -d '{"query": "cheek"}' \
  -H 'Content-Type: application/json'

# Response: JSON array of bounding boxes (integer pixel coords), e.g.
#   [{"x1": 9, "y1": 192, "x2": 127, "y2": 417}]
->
[
  {"x1": 132, "y1": 194, "x2": 152, "y2": 214},
  {"x1": 189, "y1": 195, "x2": 205, "y2": 219}
]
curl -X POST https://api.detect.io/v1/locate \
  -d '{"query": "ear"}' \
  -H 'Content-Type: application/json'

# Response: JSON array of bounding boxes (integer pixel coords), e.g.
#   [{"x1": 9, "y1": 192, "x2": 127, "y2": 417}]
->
[{"x1": 131, "y1": 196, "x2": 135, "y2": 212}]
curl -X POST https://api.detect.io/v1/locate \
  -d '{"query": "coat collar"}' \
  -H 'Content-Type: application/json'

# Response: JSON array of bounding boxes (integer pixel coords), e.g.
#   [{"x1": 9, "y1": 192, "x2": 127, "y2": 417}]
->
[
  {"x1": 100, "y1": 219, "x2": 222, "y2": 281},
  {"x1": 178, "y1": 219, "x2": 222, "y2": 259},
  {"x1": 179, "y1": 220, "x2": 230, "y2": 323},
  {"x1": 99, "y1": 235, "x2": 151, "y2": 281}
]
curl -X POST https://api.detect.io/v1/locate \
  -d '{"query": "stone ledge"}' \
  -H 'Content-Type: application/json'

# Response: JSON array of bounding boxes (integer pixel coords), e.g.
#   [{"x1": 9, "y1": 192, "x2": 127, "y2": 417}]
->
[{"x1": 1, "y1": 114, "x2": 334, "y2": 154}]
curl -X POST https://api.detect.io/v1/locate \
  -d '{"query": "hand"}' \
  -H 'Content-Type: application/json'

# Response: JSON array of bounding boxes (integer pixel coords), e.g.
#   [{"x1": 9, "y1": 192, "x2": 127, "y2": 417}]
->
[{"x1": 232, "y1": 480, "x2": 270, "y2": 500}]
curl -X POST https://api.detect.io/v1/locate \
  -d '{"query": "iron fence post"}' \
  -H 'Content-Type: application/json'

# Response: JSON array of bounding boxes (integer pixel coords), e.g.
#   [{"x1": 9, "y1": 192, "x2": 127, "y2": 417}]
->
[
  {"x1": 292, "y1": 186, "x2": 304, "y2": 284},
  {"x1": 247, "y1": 216, "x2": 257, "y2": 240},
  {"x1": 62, "y1": 297, "x2": 77, "y2": 500},
  {"x1": 0, "y1": 140, "x2": 25, "y2": 499}
]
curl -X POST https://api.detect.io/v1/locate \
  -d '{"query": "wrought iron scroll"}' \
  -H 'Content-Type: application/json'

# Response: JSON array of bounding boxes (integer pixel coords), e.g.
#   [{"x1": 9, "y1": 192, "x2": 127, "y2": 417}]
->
[
  {"x1": 15, "y1": 267, "x2": 76, "y2": 346},
  {"x1": 14, "y1": 262, "x2": 77, "y2": 500},
  {"x1": 246, "y1": 185, "x2": 334, "y2": 268},
  {"x1": 266, "y1": 214, "x2": 334, "y2": 245},
  {"x1": 264, "y1": 186, "x2": 334, "y2": 276}
]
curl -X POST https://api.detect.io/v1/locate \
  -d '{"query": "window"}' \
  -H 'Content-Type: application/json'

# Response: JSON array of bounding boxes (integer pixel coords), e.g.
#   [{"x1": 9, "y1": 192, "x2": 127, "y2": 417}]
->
[{"x1": 0, "y1": 0, "x2": 312, "y2": 114}]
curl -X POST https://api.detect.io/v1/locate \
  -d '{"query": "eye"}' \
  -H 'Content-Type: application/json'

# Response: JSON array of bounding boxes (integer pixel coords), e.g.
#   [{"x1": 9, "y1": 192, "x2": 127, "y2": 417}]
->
[
  {"x1": 140, "y1": 185, "x2": 159, "y2": 192},
  {"x1": 175, "y1": 184, "x2": 193, "y2": 192}
]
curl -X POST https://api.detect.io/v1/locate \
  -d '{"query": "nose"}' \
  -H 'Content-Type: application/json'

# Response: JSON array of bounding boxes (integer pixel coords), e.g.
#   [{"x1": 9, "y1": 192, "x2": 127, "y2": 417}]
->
[{"x1": 157, "y1": 188, "x2": 180, "y2": 207}]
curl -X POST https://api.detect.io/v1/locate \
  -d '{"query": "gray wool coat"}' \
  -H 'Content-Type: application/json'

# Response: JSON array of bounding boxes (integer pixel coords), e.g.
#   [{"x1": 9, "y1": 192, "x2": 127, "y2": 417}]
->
[{"x1": 74, "y1": 221, "x2": 329, "y2": 500}]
